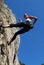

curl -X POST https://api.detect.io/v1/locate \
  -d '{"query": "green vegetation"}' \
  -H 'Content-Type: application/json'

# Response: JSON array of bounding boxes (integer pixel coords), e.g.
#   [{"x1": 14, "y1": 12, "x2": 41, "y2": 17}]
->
[
  {"x1": 41, "y1": 63, "x2": 44, "y2": 65},
  {"x1": 19, "y1": 61, "x2": 25, "y2": 65}
]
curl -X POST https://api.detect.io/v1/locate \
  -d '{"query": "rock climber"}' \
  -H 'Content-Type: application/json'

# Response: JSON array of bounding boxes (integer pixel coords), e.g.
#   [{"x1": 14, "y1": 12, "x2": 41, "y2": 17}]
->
[{"x1": 1, "y1": 13, "x2": 38, "y2": 45}]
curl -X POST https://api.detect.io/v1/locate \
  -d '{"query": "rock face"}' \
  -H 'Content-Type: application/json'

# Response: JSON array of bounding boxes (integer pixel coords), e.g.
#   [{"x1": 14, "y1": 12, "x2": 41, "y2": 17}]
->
[{"x1": 0, "y1": 0, "x2": 20, "y2": 65}]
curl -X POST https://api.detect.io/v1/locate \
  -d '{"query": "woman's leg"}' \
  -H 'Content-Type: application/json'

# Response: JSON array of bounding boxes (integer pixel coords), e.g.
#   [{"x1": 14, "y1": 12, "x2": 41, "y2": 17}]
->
[
  {"x1": 2, "y1": 22, "x2": 26, "y2": 28},
  {"x1": 7, "y1": 27, "x2": 27, "y2": 45}
]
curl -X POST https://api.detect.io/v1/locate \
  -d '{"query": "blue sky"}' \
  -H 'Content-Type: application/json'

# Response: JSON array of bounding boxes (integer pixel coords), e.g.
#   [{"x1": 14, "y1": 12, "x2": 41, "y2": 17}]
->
[{"x1": 5, "y1": 0, "x2": 44, "y2": 65}]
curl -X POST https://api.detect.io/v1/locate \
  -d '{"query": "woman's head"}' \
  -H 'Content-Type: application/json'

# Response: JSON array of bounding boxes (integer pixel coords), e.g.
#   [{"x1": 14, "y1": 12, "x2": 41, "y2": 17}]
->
[{"x1": 24, "y1": 13, "x2": 29, "y2": 19}]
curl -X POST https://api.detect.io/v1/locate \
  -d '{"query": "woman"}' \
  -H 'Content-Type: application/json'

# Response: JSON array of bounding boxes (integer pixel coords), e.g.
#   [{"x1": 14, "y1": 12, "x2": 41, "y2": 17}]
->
[{"x1": 2, "y1": 13, "x2": 38, "y2": 45}]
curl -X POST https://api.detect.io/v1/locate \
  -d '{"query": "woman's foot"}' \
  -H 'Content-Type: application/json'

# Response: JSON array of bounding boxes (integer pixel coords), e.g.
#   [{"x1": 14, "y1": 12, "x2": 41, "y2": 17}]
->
[{"x1": 7, "y1": 41, "x2": 11, "y2": 45}]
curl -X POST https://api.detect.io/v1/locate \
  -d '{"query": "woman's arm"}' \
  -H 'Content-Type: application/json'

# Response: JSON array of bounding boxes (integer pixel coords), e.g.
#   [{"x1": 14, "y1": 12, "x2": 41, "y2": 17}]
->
[
  {"x1": 29, "y1": 16, "x2": 38, "y2": 19},
  {"x1": 29, "y1": 16, "x2": 38, "y2": 24}
]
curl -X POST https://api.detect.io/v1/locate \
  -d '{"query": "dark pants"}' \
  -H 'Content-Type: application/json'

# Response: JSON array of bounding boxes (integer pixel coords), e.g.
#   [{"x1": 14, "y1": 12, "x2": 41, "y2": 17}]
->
[{"x1": 9, "y1": 22, "x2": 34, "y2": 43}]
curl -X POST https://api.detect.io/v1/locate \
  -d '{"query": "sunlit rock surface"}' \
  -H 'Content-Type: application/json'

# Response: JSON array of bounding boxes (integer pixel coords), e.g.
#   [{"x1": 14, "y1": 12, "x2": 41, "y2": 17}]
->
[{"x1": 0, "y1": 0, "x2": 20, "y2": 65}]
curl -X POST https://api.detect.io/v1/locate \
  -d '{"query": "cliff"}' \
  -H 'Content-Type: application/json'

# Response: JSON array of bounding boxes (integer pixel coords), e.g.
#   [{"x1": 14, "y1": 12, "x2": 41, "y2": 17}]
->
[{"x1": 0, "y1": 0, "x2": 20, "y2": 65}]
